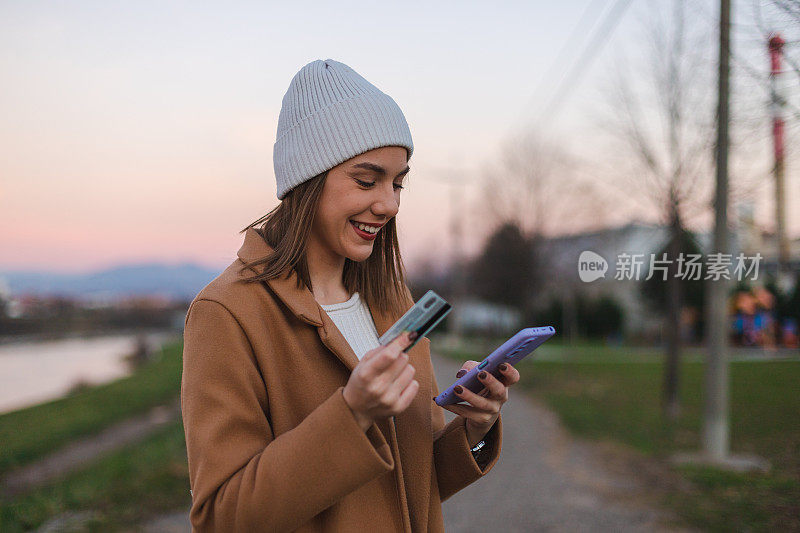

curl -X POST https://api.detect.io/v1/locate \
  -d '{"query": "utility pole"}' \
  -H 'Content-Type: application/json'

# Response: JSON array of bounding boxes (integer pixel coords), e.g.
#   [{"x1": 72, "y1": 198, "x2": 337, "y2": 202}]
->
[
  {"x1": 769, "y1": 33, "x2": 792, "y2": 291},
  {"x1": 449, "y1": 181, "x2": 465, "y2": 340},
  {"x1": 703, "y1": 0, "x2": 731, "y2": 461},
  {"x1": 427, "y1": 165, "x2": 473, "y2": 344}
]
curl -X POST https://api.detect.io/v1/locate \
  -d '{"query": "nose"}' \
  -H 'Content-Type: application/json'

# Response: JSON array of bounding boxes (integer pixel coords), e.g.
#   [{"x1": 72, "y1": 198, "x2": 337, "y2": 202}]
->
[{"x1": 370, "y1": 181, "x2": 399, "y2": 219}]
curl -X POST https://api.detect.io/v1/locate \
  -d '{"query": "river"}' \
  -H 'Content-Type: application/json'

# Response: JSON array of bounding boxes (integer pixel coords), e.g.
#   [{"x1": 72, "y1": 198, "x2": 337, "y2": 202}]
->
[{"x1": 0, "y1": 330, "x2": 180, "y2": 414}]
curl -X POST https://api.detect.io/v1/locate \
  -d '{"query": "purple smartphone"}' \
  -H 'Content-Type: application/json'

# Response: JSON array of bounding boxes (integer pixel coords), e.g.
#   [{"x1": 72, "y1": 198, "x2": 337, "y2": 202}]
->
[{"x1": 434, "y1": 326, "x2": 556, "y2": 406}]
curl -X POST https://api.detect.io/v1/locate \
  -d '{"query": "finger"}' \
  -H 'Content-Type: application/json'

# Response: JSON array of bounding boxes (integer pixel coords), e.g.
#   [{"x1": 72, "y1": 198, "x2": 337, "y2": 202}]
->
[
  {"x1": 468, "y1": 385, "x2": 490, "y2": 397},
  {"x1": 400, "y1": 329, "x2": 421, "y2": 353},
  {"x1": 441, "y1": 402, "x2": 481, "y2": 418},
  {"x1": 495, "y1": 363, "x2": 521, "y2": 386},
  {"x1": 455, "y1": 360, "x2": 480, "y2": 378},
  {"x1": 396, "y1": 378, "x2": 420, "y2": 410},
  {"x1": 380, "y1": 349, "x2": 412, "y2": 385},
  {"x1": 452, "y1": 384, "x2": 501, "y2": 412},
  {"x1": 365, "y1": 347, "x2": 411, "y2": 396},
  {"x1": 475, "y1": 370, "x2": 508, "y2": 401},
  {"x1": 393, "y1": 329, "x2": 418, "y2": 354},
  {"x1": 384, "y1": 363, "x2": 416, "y2": 403},
  {"x1": 369, "y1": 331, "x2": 416, "y2": 373},
  {"x1": 361, "y1": 336, "x2": 398, "y2": 363}
]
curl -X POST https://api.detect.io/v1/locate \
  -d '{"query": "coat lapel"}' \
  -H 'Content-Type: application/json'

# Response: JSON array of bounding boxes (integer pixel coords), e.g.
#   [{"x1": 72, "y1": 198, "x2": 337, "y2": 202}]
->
[{"x1": 236, "y1": 227, "x2": 397, "y2": 373}]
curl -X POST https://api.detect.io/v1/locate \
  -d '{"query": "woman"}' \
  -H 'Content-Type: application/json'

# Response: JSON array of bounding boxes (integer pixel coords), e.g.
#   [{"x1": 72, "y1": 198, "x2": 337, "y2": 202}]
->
[{"x1": 181, "y1": 59, "x2": 520, "y2": 532}]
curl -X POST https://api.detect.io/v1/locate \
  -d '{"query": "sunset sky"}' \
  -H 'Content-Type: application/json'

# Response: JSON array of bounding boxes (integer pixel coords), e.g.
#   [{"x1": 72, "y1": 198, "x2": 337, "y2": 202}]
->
[{"x1": 2, "y1": 0, "x2": 797, "y2": 276}]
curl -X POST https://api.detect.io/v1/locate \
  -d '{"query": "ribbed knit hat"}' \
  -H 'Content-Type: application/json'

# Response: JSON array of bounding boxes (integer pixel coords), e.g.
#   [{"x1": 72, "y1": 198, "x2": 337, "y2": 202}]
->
[{"x1": 273, "y1": 59, "x2": 414, "y2": 200}]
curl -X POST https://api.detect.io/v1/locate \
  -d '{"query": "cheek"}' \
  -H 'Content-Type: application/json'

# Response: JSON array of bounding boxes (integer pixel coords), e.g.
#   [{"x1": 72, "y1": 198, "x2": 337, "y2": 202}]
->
[
  {"x1": 320, "y1": 205, "x2": 355, "y2": 241},
  {"x1": 313, "y1": 206, "x2": 342, "y2": 243}
]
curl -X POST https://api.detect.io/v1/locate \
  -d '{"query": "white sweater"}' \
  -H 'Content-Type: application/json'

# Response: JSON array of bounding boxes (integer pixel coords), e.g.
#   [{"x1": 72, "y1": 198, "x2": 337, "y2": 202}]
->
[{"x1": 319, "y1": 292, "x2": 381, "y2": 360}]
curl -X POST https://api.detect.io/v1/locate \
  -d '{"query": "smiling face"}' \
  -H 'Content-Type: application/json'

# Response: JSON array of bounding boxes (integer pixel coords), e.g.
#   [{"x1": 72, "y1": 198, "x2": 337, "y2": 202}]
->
[{"x1": 308, "y1": 146, "x2": 410, "y2": 264}]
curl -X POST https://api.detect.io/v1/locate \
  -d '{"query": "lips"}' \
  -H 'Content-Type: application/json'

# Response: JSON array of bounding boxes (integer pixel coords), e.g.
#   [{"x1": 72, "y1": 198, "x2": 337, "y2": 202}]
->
[
  {"x1": 349, "y1": 220, "x2": 380, "y2": 241},
  {"x1": 350, "y1": 220, "x2": 385, "y2": 228}
]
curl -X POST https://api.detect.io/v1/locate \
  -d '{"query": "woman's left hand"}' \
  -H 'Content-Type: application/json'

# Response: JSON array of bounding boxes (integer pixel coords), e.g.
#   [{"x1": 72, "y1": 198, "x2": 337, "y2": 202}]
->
[{"x1": 440, "y1": 361, "x2": 520, "y2": 447}]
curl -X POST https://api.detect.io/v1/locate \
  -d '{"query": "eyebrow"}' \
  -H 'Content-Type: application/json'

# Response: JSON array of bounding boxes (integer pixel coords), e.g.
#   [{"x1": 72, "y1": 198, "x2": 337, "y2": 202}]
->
[{"x1": 348, "y1": 162, "x2": 411, "y2": 179}]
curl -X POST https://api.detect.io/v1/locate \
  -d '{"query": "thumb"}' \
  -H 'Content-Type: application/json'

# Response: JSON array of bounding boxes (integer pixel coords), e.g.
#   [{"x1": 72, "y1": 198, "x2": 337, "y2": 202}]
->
[{"x1": 456, "y1": 360, "x2": 480, "y2": 377}]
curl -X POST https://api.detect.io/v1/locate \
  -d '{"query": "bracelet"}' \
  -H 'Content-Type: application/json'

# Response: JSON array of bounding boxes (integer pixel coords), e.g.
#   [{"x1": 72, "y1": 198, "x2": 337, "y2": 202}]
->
[{"x1": 470, "y1": 439, "x2": 486, "y2": 453}]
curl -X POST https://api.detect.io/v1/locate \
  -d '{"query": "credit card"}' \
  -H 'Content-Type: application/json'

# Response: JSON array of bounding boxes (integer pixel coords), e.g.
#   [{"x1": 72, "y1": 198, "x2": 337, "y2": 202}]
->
[{"x1": 378, "y1": 290, "x2": 451, "y2": 351}]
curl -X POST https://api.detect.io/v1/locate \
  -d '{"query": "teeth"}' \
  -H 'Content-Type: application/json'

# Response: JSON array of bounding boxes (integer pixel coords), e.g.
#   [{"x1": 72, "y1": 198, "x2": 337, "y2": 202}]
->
[{"x1": 353, "y1": 221, "x2": 379, "y2": 234}]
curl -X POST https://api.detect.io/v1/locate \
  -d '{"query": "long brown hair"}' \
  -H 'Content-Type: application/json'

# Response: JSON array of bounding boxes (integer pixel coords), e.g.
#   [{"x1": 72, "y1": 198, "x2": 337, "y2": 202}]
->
[{"x1": 237, "y1": 170, "x2": 411, "y2": 318}]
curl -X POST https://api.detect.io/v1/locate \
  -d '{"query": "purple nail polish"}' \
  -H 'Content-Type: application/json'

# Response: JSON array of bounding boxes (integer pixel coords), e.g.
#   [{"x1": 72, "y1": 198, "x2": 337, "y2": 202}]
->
[
  {"x1": 456, "y1": 369, "x2": 466, "y2": 378},
  {"x1": 454, "y1": 385, "x2": 463, "y2": 394},
  {"x1": 479, "y1": 371, "x2": 487, "y2": 379}
]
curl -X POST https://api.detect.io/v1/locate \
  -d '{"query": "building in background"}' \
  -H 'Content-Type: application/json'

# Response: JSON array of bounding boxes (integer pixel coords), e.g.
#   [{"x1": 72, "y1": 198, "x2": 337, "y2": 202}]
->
[{"x1": 534, "y1": 222, "x2": 714, "y2": 342}]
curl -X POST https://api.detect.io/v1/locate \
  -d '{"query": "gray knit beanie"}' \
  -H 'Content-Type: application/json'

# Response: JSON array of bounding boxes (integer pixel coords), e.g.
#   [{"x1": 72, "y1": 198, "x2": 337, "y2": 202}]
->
[{"x1": 273, "y1": 58, "x2": 414, "y2": 200}]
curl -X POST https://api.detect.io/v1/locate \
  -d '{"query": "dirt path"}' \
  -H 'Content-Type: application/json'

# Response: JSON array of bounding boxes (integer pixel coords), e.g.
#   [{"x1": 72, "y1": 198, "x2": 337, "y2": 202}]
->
[{"x1": 433, "y1": 352, "x2": 692, "y2": 532}]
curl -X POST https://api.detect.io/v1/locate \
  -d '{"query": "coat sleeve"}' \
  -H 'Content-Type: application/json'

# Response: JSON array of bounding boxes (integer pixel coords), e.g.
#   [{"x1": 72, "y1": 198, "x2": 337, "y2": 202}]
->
[
  {"x1": 181, "y1": 298, "x2": 395, "y2": 532},
  {"x1": 426, "y1": 339, "x2": 503, "y2": 502}
]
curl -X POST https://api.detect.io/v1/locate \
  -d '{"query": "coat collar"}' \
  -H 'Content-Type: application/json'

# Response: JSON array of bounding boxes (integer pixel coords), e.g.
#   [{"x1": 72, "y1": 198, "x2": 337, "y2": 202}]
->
[{"x1": 236, "y1": 227, "x2": 398, "y2": 373}]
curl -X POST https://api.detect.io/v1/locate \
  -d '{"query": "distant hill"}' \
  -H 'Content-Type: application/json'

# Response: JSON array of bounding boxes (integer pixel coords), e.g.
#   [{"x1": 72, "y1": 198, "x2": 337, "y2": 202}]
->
[{"x1": 0, "y1": 262, "x2": 225, "y2": 301}]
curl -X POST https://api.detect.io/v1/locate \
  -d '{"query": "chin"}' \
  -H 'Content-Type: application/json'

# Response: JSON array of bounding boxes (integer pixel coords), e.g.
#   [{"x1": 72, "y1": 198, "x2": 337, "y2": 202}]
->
[
  {"x1": 348, "y1": 250, "x2": 373, "y2": 263},
  {"x1": 344, "y1": 243, "x2": 375, "y2": 263}
]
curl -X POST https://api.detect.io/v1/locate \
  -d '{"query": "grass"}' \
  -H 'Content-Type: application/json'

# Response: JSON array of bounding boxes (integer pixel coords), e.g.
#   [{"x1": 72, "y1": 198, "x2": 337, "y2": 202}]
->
[
  {"x1": 667, "y1": 465, "x2": 799, "y2": 532},
  {"x1": 438, "y1": 341, "x2": 800, "y2": 532},
  {"x1": 0, "y1": 336, "x2": 189, "y2": 531},
  {"x1": 0, "y1": 419, "x2": 189, "y2": 532},
  {"x1": 0, "y1": 337, "x2": 184, "y2": 477}
]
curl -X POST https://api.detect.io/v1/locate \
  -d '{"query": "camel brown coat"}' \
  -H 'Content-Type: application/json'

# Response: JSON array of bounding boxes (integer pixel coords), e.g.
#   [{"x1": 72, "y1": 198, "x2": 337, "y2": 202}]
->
[{"x1": 180, "y1": 228, "x2": 503, "y2": 532}]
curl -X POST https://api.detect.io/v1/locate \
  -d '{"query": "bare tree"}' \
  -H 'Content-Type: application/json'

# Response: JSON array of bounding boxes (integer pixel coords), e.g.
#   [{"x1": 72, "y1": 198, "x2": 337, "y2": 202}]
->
[
  {"x1": 594, "y1": 0, "x2": 716, "y2": 420},
  {"x1": 478, "y1": 126, "x2": 589, "y2": 239},
  {"x1": 476, "y1": 126, "x2": 607, "y2": 343}
]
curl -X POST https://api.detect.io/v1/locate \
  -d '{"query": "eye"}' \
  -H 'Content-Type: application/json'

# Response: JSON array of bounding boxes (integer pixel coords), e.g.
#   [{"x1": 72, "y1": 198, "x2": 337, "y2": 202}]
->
[{"x1": 355, "y1": 178, "x2": 404, "y2": 190}]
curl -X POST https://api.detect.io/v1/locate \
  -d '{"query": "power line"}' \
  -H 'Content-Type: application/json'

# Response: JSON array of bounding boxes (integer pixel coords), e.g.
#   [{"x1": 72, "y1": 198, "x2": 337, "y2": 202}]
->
[
  {"x1": 510, "y1": 0, "x2": 609, "y2": 132},
  {"x1": 535, "y1": 0, "x2": 635, "y2": 129},
  {"x1": 729, "y1": 45, "x2": 800, "y2": 121}
]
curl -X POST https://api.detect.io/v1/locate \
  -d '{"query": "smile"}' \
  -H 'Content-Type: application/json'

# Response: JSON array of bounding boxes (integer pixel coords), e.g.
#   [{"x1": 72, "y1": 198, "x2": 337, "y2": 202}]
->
[{"x1": 349, "y1": 220, "x2": 381, "y2": 240}]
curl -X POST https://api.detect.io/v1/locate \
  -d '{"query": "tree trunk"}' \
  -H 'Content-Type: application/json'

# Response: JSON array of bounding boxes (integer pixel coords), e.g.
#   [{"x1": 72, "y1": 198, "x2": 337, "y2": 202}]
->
[
  {"x1": 563, "y1": 289, "x2": 579, "y2": 346},
  {"x1": 662, "y1": 207, "x2": 683, "y2": 421}
]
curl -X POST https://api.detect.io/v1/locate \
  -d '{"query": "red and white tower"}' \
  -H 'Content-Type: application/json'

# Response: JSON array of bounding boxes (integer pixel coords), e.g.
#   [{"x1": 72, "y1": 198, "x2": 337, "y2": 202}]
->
[{"x1": 768, "y1": 33, "x2": 790, "y2": 284}]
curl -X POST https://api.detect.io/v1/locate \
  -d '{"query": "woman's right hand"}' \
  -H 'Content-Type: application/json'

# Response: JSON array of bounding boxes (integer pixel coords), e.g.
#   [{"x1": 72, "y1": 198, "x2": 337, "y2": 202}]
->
[{"x1": 342, "y1": 330, "x2": 419, "y2": 431}]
